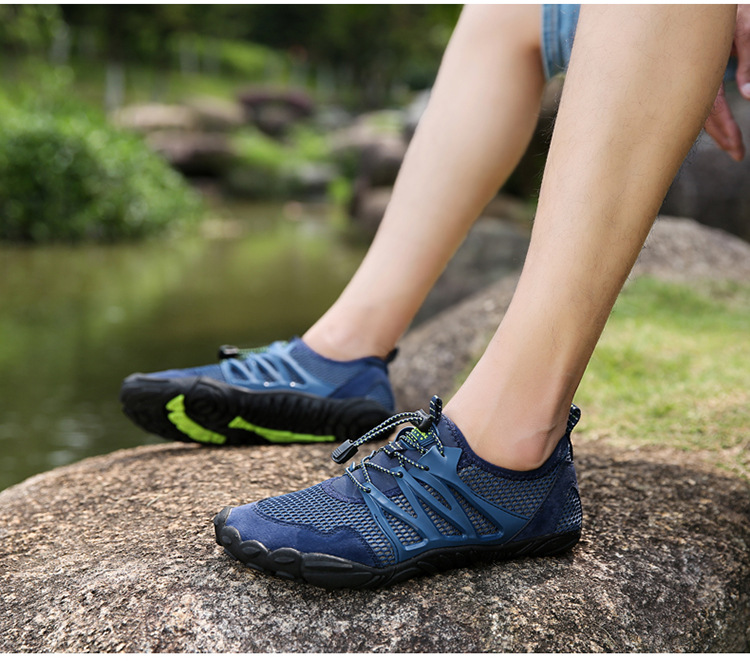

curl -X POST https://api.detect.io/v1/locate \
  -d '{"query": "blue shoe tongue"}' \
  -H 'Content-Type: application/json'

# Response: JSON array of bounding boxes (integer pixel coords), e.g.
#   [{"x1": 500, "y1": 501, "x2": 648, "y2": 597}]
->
[{"x1": 328, "y1": 414, "x2": 462, "y2": 501}]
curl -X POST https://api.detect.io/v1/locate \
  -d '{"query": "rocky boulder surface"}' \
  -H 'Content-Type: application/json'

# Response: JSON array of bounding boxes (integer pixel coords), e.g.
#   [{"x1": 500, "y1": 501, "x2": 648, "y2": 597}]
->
[
  {"x1": 1, "y1": 217, "x2": 748, "y2": 653},
  {"x1": 0, "y1": 439, "x2": 748, "y2": 653},
  {"x1": 392, "y1": 215, "x2": 750, "y2": 410}
]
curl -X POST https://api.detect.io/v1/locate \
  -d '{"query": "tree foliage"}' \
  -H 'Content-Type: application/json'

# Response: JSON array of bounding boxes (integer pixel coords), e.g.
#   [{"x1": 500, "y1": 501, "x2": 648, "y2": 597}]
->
[
  {"x1": 0, "y1": 5, "x2": 64, "y2": 54},
  {"x1": 55, "y1": 5, "x2": 462, "y2": 104}
]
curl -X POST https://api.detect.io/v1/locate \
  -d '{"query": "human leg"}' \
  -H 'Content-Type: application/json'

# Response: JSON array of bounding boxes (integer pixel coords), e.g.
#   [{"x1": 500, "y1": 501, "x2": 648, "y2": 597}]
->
[
  {"x1": 445, "y1": 4, "x2": 736, "y2": 470},
  {"x1": 121, "y1": 5, "x2": 547, "y2": 444},
  {"x1": 214, "y1": 5, "x2": 736, "y2": 589},
  {"x1": 303, "y1": 4, "x2": 546, "y2": 361}
]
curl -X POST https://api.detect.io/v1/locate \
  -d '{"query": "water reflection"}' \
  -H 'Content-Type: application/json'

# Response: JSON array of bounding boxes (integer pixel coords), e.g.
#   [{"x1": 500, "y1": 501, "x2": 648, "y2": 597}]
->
[{"x1": 0, "y1": 203, "x2": 366, "y2": 491}]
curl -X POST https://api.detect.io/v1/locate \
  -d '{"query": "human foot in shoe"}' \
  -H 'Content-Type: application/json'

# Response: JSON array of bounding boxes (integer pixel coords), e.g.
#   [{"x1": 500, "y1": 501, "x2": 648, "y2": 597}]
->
[
  {"x1": 213, "y1": 396, "x2": 583, "y2": 589},
  {"x1": 120, "y1": 338, "x2": 396, "y2": 446}
]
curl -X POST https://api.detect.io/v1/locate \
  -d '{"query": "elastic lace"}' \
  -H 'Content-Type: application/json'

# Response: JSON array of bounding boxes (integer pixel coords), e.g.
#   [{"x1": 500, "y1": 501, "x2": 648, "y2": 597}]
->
[
  {"x1": 218, "y1": 342, "x2": 281, "y2": 360},
  {"x1": 341, "y1": 396, "x2": 446, "y2": 493},
  {"x1": 236, "y1": 343, "x2": 276, "y2": 357},
  {"x1": 218, "y1": 342, "x2": 300, "y2": 385}
]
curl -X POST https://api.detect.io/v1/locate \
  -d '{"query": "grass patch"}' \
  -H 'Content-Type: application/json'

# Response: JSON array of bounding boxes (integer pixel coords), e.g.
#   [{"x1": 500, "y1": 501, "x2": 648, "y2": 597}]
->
[{"x1": 576, "y1": 277, "x2": 750, "y2": 477}]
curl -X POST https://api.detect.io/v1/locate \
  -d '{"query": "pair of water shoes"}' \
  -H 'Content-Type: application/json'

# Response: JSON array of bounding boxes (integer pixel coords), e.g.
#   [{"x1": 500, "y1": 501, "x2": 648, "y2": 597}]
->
[{"x1": 120, "y1": 337, "x2": 582, "y2": 589}]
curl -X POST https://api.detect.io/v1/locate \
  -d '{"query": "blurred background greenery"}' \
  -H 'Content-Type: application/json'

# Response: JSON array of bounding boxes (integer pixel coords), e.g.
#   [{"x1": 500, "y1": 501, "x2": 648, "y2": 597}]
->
[
  {"x1": 0, "y1": 4, "x2": 461, "y2": 108},
  {"x1": 1, "y1": 6, "x2": 748, "y2": 491},
  {"x1": 0, "y1": 4, "x2": 474, "y2": 490}
]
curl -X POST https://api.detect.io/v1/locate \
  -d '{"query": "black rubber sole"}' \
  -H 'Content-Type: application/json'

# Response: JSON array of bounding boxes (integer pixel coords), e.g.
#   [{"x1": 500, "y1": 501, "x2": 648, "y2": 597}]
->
[
  {"x1": 119, "y1": 374, "x2": 392, "y2": 446},
  {"x1": 213, "y1": 507, "x2": 581, "y2": 590}
]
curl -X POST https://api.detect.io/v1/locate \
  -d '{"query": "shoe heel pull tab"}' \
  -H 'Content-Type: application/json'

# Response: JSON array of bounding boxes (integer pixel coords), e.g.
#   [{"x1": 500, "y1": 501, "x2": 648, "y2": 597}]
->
[
  {"x1": 332, "y1": 439, "x2": 359, "y2": 464},
  {"x1": 218, "y1": 345, "x2": 240, "y2": 360},
  {"x1": 566, "y1": 405, "x2": 581, "y2": 434}
]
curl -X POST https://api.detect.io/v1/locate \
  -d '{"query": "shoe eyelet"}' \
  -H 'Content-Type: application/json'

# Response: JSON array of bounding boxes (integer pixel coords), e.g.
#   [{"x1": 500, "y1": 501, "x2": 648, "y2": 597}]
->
[
  {"x1": 421, "y1": 465, "x2": 430, "y2": 472},
  {"x1": 364, "y1": 487, "x2": 372, "y2": 493},
  {"x1": 395, "y1": 471, "x2": 404, "y2": 478}
]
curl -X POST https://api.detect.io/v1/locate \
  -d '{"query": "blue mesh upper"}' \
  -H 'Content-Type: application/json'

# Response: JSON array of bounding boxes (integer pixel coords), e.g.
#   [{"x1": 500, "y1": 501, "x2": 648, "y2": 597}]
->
[
  {"x1": 418, "y1": 499, "x2": 462, "y2": 537},
  {"x1": 144, "y1": 338, "x2": 394, "y2": 410},
  {"x1": 256, "y1": 484, "x2": 396, "y2": 566},
  {"x1": 457, "y1": 463, "x2": 558, "y2": 519},
  {"x1": 449, "y1": 488, "x2": 500, "y2": 536},
  {"x1": 555, "y1": 486, "x2": 583, "y2": 533},
  {"x1": 287, "y1": 341, "x2": 365, "y2": 387},
  {"x1": 384, "y1": 512, "x2": 423, "y2": 546},
  {"x1": 150, "y1": 363, "x2": 225, "y2": 381}
]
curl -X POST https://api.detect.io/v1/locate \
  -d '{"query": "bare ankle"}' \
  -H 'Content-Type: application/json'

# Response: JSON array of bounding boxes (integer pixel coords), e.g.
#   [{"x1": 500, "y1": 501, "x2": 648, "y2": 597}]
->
[
  {"x1": 444, "y1": 405, "x2": 569, "y2": 472},
  {"x1": 302, "y1": 326, "x2": 393, "y2": 362}
]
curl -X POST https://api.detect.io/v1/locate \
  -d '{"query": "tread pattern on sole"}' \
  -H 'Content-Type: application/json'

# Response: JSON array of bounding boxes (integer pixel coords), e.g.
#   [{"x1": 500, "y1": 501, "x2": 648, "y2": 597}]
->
[
  {"x1": 120, "y1": 374, "x2": 392, "y2": 446},
  {"x1": 212, "y1": 507, "x2": 581, "y2": 590}
]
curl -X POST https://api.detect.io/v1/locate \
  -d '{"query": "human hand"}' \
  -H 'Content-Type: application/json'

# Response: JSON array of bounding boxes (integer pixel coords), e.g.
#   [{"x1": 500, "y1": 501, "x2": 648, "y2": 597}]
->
[
  {"x1": 735, "y1": 3, "x2": 750, "y2": 98},
  {"x1": 704, "y1": 4, "x2": 750, "y2": 161},
  {"x1": 705, "y1": 83, "x2": 744, "y2": 161}
]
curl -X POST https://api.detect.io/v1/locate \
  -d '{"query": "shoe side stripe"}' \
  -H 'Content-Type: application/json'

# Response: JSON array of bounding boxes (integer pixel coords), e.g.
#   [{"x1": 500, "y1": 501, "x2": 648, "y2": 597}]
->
[
  {"x1": 362, "y1": 446, "x2": 530, "y2": 564},
  {"x1": 166, "y1": 395, "x2": 227, "y2": 445},
  {"x1": 363, "y1": 486, "x2": 428, "y2": 561},
  {"x1": 422, "y1": 447, "x2": 529, "y2": 534},
  {"x1": 399, "y1": 468, "x2": 474, "y2": 534},
  {"x1": 228, "y1": 416, "x2": 336, "y2": 443},
  {"x1": 221, "y1": 351, "x2": 315, "y2": 389}
]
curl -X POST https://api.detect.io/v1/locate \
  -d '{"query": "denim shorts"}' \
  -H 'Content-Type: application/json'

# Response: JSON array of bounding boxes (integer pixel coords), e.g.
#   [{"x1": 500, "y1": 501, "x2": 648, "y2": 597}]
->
[
  {"x1": 541, "y1": 4, "x2": 737, "y2": 82},
  {"x1": 541, "y1": 4, "x2": 580, "y2": 80}
]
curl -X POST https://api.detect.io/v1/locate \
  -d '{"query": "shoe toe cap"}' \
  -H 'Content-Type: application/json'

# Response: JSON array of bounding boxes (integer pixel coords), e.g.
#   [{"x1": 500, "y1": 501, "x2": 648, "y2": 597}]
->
[{"x1": 218, "y1": 501, "x2": 382, "y2": 568}]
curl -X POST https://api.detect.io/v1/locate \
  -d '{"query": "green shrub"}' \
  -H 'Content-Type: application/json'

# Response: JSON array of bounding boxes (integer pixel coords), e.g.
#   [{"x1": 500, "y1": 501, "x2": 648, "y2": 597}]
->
[
  {"x1": 228, "y1": 125, "x2": 338, "y2": 199},
  {"x1": 0, "y1": 106, "x2": 202, "y2": 242},
  {"x1": 168, "y1": 34, "x2": 285, "y2": 80}
]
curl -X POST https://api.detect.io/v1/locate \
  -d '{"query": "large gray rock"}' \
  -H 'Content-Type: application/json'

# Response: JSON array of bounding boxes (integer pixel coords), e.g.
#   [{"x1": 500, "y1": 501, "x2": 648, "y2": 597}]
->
[
  {"x1": 147, "y1": 131, "x2": 234, "y2": 177},
  {"x1": 0, "y1": 439, "x2": 747, "y2": 653},
  {"x1": 661, "y1": 86, "x2": 750, "y2": 241},
  {"x1": 631, "y1": 215, "x2": 750, "y2": 281},
  {"x1": 415, "y1": 217, "x2": 529, "y2": 324},
  {"x1": 392, "y1": 215, "x2": 750, "y2": 411},
  {"x1": 1, "y1": 217, "x2": 748, "y2": 653},
  {"x1": 185, "y1": 97, "x2": 246, "y2": 132},
  {"x1": 237, "y1": 88, "x2": 315, "y2": 137},
  {"x1": 111, "y1": 103, "x2": 198, "y2": 133},
  {"x1": 392, "y1": 270, "x2": 519, "y2": 411}
]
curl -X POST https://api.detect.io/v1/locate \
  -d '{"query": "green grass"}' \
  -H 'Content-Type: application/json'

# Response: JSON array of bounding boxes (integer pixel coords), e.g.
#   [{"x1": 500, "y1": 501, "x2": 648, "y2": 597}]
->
[{"x1": 576, "y1": 277, "x2": 750, "y2": 478}]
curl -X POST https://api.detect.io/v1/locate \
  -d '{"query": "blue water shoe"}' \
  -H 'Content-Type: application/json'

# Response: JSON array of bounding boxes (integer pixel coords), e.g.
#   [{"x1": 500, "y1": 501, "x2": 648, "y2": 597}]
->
[
  {"x1": 120, "y1": 338, "x2": 395, "y2": 446},
  {"x1": 214, "y1": 395, "x2": 582, "y2": 589}
]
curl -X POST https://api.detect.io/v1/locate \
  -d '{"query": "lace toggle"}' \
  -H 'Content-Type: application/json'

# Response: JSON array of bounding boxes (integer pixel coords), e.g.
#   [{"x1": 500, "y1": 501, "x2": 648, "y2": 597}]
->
[{"x1": 331, "y1": 395, "x2": 443, "y2": 465}]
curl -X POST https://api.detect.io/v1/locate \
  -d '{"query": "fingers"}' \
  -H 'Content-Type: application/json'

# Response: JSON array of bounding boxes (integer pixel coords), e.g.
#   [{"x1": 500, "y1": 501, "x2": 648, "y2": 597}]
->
[
  {"x1": 705, "y1": 83, "x2": 745, "y2": 161},
  {"x1": 735, "y1": 5, "x2": 750, "y2": 98}
]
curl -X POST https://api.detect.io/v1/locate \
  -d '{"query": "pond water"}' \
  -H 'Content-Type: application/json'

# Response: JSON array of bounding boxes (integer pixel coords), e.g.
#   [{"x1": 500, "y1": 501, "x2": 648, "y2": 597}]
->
[{"x1": 0, "y1": 202, "x2": 367, "y2": 492}]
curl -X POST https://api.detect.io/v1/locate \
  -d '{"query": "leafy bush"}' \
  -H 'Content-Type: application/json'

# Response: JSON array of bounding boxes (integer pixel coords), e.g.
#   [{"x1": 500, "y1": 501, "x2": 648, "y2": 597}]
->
[
  {"x1": 0, "y1": 106, "x2": 202, "y2": 242},
  {"x1": 214, "y1": 38, "x2": 285, "y2": 79}
]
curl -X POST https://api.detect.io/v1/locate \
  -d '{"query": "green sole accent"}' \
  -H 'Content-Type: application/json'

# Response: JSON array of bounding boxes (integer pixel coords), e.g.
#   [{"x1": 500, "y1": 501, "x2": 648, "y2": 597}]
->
[
  {"x1": 228, "y1": 416, "x2": 336, "y2": 444},
  {"x1": 166, "y1": 394, "x2": 227, "y2": 445}
]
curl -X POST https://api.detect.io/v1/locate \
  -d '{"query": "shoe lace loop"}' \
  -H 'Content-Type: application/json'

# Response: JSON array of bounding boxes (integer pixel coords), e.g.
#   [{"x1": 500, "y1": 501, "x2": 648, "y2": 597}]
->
[
  {"x1": 218, "y1": 342, "x2": 306, "y2": 387},
  {"x1": 331, "y1": 395, "x2": 444, "y2": 493},
  {"x1": 218, "y1": 344, "x2": 273, "y2": 360}
]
